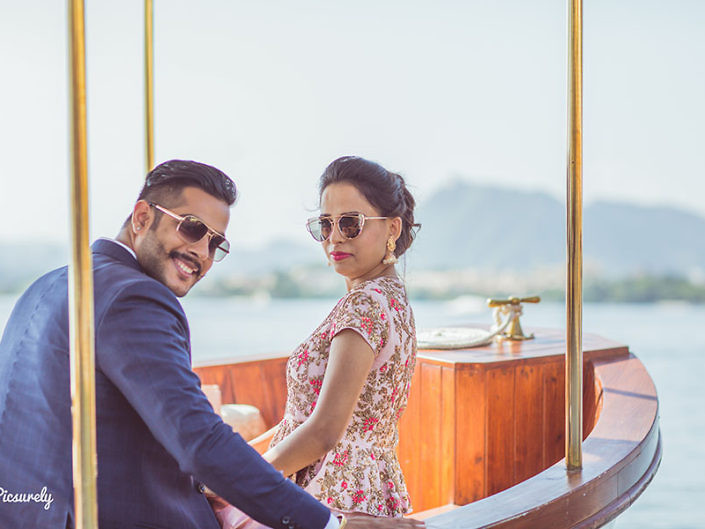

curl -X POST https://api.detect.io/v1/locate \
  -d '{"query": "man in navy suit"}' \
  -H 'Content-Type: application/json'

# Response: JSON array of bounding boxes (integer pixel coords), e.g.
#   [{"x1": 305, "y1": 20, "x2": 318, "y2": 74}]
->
[{"x1": 0, "y1": 161, "x2": 423, "y2": 529}]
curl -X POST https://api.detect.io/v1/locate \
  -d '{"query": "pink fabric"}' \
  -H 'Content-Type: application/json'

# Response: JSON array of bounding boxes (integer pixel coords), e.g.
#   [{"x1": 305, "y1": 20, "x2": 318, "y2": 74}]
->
[
  {"x1": 212, "y1": 502, "x2": 270, "y2": 529},
  {"x1": 270, "y1": 276, "x2": 417, "y2": 517}
]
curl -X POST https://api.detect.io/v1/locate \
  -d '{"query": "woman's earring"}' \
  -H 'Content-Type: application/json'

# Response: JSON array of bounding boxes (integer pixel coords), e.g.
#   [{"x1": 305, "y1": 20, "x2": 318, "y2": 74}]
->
[{"x1": 382, "y1": 237, "x2": 398, "y2": 265}]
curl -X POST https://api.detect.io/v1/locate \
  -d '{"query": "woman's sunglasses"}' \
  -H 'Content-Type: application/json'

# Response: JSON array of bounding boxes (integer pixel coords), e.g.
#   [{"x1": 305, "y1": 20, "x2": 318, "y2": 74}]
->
[
  {"x1": 305, "y1": 213, "x2": 390, "y2": 242},
  {"x1": 149, "y1": 203, "x2": 230, "y2": 262}
]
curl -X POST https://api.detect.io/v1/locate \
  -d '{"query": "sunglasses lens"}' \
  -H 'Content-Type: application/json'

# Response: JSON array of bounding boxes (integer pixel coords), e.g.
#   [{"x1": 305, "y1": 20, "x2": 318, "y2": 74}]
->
[
  {"x1": 210, "y1": 237, "x2": 230, "y2": 262},
  {"x1": 178, "y1": 216, "x2": 209, "y2": 244},
  {"x1": 338, "y1": 215, "x2": 362, "y2": 238},
  {"x1": 306, "y1": 217, "x2": 330, "y2": 242}
]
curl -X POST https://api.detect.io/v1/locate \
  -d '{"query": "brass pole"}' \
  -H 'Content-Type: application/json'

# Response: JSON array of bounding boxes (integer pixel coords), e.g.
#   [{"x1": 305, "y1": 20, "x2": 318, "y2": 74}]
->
[
  {"x1": 566, "y1": 0, "x2": 583, "y2": 471},
  {"x1": 68, "y1": 0, "x2": 99, "y2": 526},
  {"x1": 145, "y1": 0, "x2": 155, "y2": 171}
]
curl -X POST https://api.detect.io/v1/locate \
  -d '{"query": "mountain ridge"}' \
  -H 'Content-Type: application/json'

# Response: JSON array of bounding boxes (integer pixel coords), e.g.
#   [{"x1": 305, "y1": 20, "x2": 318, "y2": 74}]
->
[
  {"x1": 1, "y1": 181, "x2": 703, "y2": 292},
  {"x1": 409, "y1": 180, "x2": 705, "y2": 277}
]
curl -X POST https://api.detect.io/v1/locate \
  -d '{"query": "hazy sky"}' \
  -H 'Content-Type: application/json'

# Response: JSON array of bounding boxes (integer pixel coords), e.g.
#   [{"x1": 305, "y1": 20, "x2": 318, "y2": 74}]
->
[{"x1": 1, "y1": 0, "x2": 703, "y2": 249}]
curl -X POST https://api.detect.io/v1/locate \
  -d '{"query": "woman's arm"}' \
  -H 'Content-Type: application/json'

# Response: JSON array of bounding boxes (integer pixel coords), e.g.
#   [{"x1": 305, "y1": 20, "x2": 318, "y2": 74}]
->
[{"x1": 262, "y1": 329, "x2": 375, "y2": 476}]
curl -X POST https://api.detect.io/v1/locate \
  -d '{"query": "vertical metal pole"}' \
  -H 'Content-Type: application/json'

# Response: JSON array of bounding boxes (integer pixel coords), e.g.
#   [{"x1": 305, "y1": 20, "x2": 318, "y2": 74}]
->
[
  {"x1": 145, "y1": 0, "x2": 155, "y2": 171},
  {"x1": 566, "y1": 0, "x2": 583, "y2": 471},
  {"x1": 67, "y1": 0, "x2": 99, "y2": 526}
]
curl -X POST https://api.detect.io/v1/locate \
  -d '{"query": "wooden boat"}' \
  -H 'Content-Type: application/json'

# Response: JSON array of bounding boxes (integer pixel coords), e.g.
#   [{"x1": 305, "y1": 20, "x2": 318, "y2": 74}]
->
[
  {"x1": 60, "y1": 1, "x2": 661, "y2": 527},
  {"x1": 193, "y1": 326, "x2": 660, "y2": 528}
]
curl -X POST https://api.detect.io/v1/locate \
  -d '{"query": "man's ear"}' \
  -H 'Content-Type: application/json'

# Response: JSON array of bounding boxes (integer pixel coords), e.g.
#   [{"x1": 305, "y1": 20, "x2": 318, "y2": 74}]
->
[{"x1": 131, "y1": 200, "x2": 154, "y2": 235}]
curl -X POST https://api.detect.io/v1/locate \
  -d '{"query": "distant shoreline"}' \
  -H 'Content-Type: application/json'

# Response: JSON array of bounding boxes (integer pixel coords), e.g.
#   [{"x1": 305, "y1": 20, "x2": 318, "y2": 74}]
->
[
  {"x1": 184, "y1": 273, "x2": 705, "y2": 304},
  {"x1": 2, "y1": 273, "x2": 704, "y2": 305}
]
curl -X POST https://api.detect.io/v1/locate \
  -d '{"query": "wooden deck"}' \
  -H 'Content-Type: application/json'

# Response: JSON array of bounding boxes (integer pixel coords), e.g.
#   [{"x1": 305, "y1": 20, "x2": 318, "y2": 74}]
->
[{"x1": 194, "y1": 328, "x2": 661, "y2": 528}]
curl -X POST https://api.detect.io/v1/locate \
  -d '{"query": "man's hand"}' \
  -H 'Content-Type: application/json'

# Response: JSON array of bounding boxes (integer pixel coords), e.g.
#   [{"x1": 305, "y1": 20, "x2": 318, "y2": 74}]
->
[{"x1": 346, "y1": 517, "x2": 426, "y2": 529}]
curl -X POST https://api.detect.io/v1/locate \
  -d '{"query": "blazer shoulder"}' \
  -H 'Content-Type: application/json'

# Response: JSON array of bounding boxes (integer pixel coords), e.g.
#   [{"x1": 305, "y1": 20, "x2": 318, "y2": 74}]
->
[{"x1": 93, "y1": 258, "x2": 188, "y2": 328}]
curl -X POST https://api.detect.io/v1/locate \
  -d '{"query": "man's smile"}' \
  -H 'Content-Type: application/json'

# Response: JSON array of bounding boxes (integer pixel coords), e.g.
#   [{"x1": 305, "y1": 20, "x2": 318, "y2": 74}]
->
[{"x1": 172, "y1": 254, "x2": 200, "y2": 279}]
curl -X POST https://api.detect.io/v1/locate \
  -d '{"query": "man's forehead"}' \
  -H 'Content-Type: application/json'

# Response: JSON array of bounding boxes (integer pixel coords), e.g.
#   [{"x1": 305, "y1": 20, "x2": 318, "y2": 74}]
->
[{"x1": 170, "y1": 187, "x2": 230, "y2": 229}]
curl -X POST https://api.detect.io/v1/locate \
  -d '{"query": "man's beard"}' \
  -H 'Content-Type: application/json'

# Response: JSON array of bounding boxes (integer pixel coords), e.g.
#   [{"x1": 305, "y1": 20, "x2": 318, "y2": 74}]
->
[{"x1": 137, "y1": 230, "x2": 202, "y2": 296}]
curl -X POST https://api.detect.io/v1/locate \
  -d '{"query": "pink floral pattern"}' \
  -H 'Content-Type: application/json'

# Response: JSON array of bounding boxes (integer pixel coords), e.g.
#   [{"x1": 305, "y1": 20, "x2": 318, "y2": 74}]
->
[{"x1": 270, "y1": 276, "x2": 416, "y2": 517}]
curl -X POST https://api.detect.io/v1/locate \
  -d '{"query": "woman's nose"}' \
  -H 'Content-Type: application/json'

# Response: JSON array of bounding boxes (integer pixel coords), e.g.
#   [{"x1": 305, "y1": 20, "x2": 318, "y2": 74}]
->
[{"x1": 329, "y1": 220, "x2": 347, "y2": 243}]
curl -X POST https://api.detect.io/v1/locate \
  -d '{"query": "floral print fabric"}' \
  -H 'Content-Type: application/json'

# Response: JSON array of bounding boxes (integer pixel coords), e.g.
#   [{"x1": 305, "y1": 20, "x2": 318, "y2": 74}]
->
[{"x1": 270, "y1": 276, "x2": 417, "y2": 517}]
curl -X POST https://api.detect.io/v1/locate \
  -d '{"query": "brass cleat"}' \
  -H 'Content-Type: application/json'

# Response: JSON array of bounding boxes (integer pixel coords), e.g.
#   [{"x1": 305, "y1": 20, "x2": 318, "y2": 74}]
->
[{"x1": 486, "y1": 296, "x2": 541, "y2": 341}]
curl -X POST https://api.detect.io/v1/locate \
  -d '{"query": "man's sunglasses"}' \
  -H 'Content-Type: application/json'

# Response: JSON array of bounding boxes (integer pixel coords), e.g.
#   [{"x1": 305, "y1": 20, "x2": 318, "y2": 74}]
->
[
  {"x1": 149, "y1": 203, "x2": 230, "y2": 262},
  {"x1": 305, "y1": 213, "x2": 390, "y2": 242}
]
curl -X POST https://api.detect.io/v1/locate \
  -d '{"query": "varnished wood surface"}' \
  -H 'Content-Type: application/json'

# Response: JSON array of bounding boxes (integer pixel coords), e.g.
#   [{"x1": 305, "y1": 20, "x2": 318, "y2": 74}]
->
[
  {"x1": 398, "y1": 331, "x2": 617, "y2": 511},
  {"x1": 195, "y1": 356, "x2": 288, "y2": 428},
  {"x1": 416, "y1": 327, "x2": 628, "y2": 366},
  {"x1": 193, "y1": 329, "x2": 660, "y2": 528},
  {"x1": 422, "y1": 353, "x2": 661, "y2": 528}
]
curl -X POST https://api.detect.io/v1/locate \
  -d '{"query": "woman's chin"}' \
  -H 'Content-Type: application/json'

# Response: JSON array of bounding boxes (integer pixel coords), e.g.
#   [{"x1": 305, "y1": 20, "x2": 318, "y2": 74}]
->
[
  {"x1": 331, "y1": 261, "x2": 351, "y2": 274},
  {"x1": 331, "y1": 260, "x2": 360, "y2": 278}
]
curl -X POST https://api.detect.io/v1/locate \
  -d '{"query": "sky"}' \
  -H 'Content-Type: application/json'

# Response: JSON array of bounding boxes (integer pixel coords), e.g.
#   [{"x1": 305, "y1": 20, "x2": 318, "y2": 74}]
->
[{"x1": 1, "y1": 0, "x2": 703, "y2": 249}]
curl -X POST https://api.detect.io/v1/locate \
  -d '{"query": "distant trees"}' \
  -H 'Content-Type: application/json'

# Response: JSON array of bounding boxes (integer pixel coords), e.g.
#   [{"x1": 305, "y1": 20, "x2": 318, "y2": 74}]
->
[{"x1": 540, "y1": 275, "x2": 705, "y2": 304}]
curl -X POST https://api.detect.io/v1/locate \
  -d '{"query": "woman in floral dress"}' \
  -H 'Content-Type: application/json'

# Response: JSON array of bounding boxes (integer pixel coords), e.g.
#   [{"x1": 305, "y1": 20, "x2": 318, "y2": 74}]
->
[{"x1": 214, "y1": 156, "x2": 421, "y2": 527}]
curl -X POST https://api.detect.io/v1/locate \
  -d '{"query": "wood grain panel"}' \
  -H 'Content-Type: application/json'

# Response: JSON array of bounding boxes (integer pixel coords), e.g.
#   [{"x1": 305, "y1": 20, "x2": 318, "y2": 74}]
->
[
  {"x1": 439, "y1": 365, "x2": 456, "y2": 506},
  {"x1": 514, "y1": 363, "x2": 543, "y2": 483},
  {"x1": 583, "y1": 360, "x2": 599, "y2": 437},
  {"x1": 542, "y1": 361, "x2": 565, "y2": 467},
  {"x1": 194, "y1": 357, "x2": 288, "y2": 427},
  {"x1": 419, "y1": 363, "x2": 443, "y2": 510},
  {"x1": 398, "y1": 361, "x2": 423, "y2": 509},
  {"x1": 261, "y1": 359, "x2": 289, "y2": 425},
  {"x1": 486, "y1": 366, "x2": 516, "y2": 495},
  {"x1": 194, "y1": 364, "x2": 233, "y2": 402},
  {"x1": 455, "y1": 365, "x2": 487, "y2": 504},
  {"x1": 422, "y1": 352, "x2": 661, "y2": 529}
]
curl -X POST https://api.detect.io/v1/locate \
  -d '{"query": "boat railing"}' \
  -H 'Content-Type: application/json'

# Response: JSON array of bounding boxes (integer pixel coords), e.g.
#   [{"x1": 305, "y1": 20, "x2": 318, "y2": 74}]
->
[{"x1": 409, "y1": 350, "x2": 660, "y2": 528}]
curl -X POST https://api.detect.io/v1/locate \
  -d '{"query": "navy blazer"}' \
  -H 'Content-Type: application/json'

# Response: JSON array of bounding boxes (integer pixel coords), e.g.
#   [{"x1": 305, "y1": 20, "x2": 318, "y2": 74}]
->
[{"x1": 0, "y1": 239, "x2": 330, "y2": 529}]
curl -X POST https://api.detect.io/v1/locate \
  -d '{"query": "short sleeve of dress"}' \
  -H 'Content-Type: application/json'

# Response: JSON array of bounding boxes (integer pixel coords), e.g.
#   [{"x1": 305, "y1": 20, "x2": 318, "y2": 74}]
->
[{"x1": 329, "y1": 289, "x2": 389, "y2": 357}]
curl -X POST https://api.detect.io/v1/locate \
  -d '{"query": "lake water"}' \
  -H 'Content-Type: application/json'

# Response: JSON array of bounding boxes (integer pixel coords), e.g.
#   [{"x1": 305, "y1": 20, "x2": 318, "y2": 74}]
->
[{"x1": 1, "y1": 293, "x2": 703, "y2": 528}]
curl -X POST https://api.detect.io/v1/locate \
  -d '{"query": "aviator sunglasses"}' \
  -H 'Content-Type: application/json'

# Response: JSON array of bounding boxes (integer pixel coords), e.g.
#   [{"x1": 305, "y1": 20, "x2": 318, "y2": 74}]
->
[
  {"x1": 306, "y1": 213, "x2": 390, "y2": 242},
  {"x1": 149, "y1": 203, "x2": 230, "y2": 262}
]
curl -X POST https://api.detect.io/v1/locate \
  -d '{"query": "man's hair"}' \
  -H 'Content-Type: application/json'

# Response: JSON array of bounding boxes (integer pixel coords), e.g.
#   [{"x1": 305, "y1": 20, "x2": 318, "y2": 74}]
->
[{"x1": 123, "y1": 159, "x2": 237, "y2": 228}]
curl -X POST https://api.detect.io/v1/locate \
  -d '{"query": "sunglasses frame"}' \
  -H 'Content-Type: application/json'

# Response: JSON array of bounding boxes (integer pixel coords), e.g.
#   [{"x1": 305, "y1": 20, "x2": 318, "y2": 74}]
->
[
  {"x1": 148, "y1": 202, "x2": 230, "y2": 262},
  {"x1": 305, "y1": 213, "x2": 391, "y2": 242}
]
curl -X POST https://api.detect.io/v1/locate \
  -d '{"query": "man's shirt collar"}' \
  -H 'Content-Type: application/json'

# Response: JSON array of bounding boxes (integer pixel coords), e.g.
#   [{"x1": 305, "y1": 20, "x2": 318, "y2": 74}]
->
[{"x1": 98, "y1": 237, "x2": 137, "y2": 261}]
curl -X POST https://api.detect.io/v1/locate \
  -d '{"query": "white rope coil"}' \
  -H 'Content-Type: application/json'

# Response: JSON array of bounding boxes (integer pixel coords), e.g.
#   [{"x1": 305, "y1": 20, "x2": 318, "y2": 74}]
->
[{"x1": 416, "y1": 303, "x2": 523, "y2": 350}]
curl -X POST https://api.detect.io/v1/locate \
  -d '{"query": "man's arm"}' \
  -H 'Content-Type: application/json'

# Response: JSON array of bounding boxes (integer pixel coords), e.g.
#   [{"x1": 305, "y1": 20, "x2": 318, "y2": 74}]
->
[{"x1": 95, "y1": 283, "x2": 330, "y2": 529}]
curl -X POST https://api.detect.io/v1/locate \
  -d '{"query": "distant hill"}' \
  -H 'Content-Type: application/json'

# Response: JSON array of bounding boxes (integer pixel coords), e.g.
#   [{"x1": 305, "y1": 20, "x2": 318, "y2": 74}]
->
[
  {"x1": 409, "y1": 182, "x2": 564, "y2": 271},
  {"x1": 2, "y1": 182, "x2": 704, "y2": 293},
  {"x1": 410, "y1": 181, "x2": 705, "y2": 277},
  {"x1": 0, "y1": 238, "x2": 321, "y2": 293},
  {"x1": 584, "y1": 201, "x2": 705, "y2": 277},
  {"x1": 206, "y1": 237, "x2": 320, "y2": 279}
]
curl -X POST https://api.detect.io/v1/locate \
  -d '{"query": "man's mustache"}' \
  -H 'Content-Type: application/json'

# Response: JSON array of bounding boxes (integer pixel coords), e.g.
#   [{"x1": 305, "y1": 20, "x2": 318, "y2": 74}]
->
[{"x1": 170, "y1": 251, "x2": 202, "y2": 276}]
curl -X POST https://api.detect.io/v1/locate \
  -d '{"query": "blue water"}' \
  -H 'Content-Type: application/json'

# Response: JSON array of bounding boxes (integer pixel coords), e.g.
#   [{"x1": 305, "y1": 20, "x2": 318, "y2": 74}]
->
[{"x1": 1, "y1": 294, "x2": 703, "y2": 527}]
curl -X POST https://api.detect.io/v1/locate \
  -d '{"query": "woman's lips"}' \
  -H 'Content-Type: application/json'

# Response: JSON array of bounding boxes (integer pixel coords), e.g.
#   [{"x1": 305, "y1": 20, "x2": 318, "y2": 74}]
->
[{"x1": 330, "y1": 252, "x2": 352, "y2": 262}]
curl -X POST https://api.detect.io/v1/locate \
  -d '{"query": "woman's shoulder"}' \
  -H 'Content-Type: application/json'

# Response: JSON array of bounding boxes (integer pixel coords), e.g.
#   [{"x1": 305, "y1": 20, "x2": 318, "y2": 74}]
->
[
  {"x1": 331, "y1": 276, "x2": 411, "y2": 328},
  {"x1": 348, "y1": 275, "x2": 406, "y2": 302}
]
